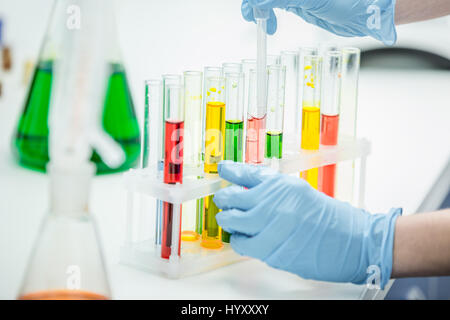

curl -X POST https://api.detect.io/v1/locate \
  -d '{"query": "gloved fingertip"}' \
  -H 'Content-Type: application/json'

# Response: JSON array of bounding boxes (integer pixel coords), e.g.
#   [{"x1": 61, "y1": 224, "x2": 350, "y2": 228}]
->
[
  {"x1": 217, "y1": 160, "x2": 234, "y2": 176},
  {"x1": 241, "y1": 0, "x2": 256, "y2": 22},
  {"x1": 267, "y1": 9, "x2": 277, "y2": 35}
]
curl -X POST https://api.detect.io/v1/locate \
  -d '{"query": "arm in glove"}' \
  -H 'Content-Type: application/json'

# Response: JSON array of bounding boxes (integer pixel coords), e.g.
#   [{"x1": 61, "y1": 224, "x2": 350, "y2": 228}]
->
[
  {"x1": 214, "y1": 161, "x2": 401, "y2": 289},
  {"x1": 241, "y1": 0, "x2": 397, "y2": 45}
]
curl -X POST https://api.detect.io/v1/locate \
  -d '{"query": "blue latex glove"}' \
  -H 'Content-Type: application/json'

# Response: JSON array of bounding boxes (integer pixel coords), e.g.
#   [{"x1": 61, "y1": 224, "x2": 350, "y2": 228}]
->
[
  {"x1": 242, "y1": 0, "x2": 397, "y2": 45},
  {"x1": 214, "y1": 161, "x2": 401, "y2": 289}
]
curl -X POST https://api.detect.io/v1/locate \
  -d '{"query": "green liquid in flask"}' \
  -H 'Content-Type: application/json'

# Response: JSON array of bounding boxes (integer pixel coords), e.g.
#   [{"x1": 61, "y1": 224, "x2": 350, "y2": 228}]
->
[{"x1": 13, "y1": 61, "x2": 140, "y2": 174}]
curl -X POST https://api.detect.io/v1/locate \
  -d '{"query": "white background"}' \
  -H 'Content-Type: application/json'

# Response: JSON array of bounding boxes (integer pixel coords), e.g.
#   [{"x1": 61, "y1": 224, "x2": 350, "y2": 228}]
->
[{"x1": 0, "y1": 0, "x2": 449, "y2": 299}]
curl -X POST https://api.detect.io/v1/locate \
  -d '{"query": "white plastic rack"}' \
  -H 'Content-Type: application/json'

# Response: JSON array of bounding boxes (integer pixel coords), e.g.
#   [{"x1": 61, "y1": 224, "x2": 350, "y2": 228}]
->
[{"x1": 120, "y1": 136, "x2": 371, "y2": 278}]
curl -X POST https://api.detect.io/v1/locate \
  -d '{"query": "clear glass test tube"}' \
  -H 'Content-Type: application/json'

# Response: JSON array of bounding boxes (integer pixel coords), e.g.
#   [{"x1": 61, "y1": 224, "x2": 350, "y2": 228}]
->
[
  {"x1": 222, "y1": 62, "x2": 243, "y2": 75},
  {"x1": 246, "y1": 69, "x2": 267, "y2": 164},
  {"x1": 297, "y1": 47, "x2": 318, "y2": 143},
  {"x1": 336, "y1": 47, "x2": 361, "y2": 204},
  {"x1": 143, "y1": 79, "x2": 162, "y2": 247},
  {"x1": 242, "y1": 59, "x2": 256, "y2": 114},
  {"x1": 222, "y1": 72, "x2": 245, "y2": 243},
  {"x1": 181, "y1": 71, "x2": 203, "y2": 242},
  {"x1": 242, "y1": 59, "x2": 257, "y2": 156},
  {"x1": 202, "y1": 67, "x2": 223, "y2": 161},
  {"x1": 280, "y1": 51, "x2": 298, "y2": 148},
  {"x1": 318, "y1": 52, "x2": 342, "y2": 197},
  {"x1": 161, "y1": 83, "x2": 184, "y2": 259},
  {"x1": 319, "y1": 43, "x2": 339, "y2": 57},
  {"x1": 159, "y1": 75, "x2": 182, "y2": 247},
  {"x1": 224, "y1": 72, "x2": 245, "y2": 163},
  {"x1": 202, "y1": 76, "x2": 226, "y2": 250},
  {"x1": 265, "y1": 64, "x2": 286, "y2": 160},
  {"x1": 300, "y1": 54, "x2": 322, "y2": 189},
  {"x1": 267, "y1": 54, "x2": 281, "y2": 65}
]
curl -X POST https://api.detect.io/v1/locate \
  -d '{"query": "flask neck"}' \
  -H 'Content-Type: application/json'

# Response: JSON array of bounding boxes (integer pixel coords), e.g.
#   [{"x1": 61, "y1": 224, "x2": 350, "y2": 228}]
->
[{"x1": 48, "y1": 161, "x2": 95, "y2": 216}]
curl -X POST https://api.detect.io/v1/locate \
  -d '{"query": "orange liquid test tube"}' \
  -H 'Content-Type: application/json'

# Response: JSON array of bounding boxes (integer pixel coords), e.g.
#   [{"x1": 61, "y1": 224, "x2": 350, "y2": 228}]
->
[{"x1": 318, "y1": 51, "x2": 342, "y2": 197}]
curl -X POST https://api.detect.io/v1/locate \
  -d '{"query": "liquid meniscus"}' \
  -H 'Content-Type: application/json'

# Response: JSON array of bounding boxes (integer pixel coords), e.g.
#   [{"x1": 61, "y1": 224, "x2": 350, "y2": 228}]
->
[{"x1": 265, "y1": 131, "x2": 283, "y2": 159}]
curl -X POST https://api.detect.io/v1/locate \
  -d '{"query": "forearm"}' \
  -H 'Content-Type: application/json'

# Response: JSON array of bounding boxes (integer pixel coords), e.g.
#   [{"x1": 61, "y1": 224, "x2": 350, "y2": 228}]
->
[
  {"x1": 391, "y1": 208, "x2": 450, "y2": 278},
  {"x1": 395, "y1": 0, "x2": 450, "y2": 25}
]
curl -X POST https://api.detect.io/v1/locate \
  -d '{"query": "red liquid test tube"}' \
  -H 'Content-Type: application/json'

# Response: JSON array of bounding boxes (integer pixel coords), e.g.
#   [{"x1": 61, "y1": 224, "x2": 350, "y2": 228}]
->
[
  {"x1": 318, "y1": 51, "x2": 342, "y2": 198},
  {"x1": 161, "y1": 84, "x2": 184, "y2": 260}
]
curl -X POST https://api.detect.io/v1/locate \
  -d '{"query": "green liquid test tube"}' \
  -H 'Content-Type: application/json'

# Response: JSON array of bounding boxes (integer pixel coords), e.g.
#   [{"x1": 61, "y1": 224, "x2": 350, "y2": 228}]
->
[
  {"x1": 265, "y1": 64, "x2": 286, "y2": 160},
  {"x1": 222, "y1": 72, "x2": 245, "y2": 243}
]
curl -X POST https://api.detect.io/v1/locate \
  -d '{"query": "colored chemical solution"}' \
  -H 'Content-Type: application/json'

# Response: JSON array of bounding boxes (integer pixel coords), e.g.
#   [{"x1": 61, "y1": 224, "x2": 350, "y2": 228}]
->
[
  {"x1": 225, "y1": 120, "x2": 244, "y2": 162},
  {"x1": 245, "y1": 115, "x2": 266, "y2": 164},
  {"x1": 181, "y1": 199, "x2": 201, "y2": 242},
  {"x1": 13, "y1": 61, "x2": 140, "y2": 174},
  {"x1": 201, "y1": 195, "x2": 223, "y2": 249},
  {"x1": 164, "y1": 120, "x2": 184, "y2": 184},
  {"x1": 301, "y1": 106, "x2": 320, "y2": 189},
  {"x1": 161, "y1": 202, "x2": 182, "y2": 259},
  {"x1": 162, "y1": 120, "x2": 184, "y2": 259},
  {"x1": 265, "y1": 131, "x2": 283, "y2": 159},
  {"x1": 204, "y1": 102, "x2": 226, "y2": 173},
  {"x1": 18, "y1": 290, "x2": 109, "y2": 300},
  {"x1": 319, "y1": 114, "x2": 339, "y2": 197},
  {"x1": 223, "y1": 120, "x2": 244, "y2": 243}
]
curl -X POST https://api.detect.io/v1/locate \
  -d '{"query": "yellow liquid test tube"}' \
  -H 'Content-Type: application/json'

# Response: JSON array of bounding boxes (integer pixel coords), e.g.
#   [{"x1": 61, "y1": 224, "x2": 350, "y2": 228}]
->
[
  {"x1": 300, "y1": 55, "x2": 322, "y2": 189},
  {"x1": 300, "y1": 105, "x2": 320, "y2": 188},
  {"x1": 202, "y1": 77, "x2": 226, "y2": 250}
]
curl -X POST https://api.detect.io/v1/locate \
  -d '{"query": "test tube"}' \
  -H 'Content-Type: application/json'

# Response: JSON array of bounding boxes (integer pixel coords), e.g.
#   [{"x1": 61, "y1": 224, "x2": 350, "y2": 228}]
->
[
  {"x1": 224, "y1": 72, "x2": 245, "y2": 163},
  {"x1": 202, "y1": 67, "x2": 223, "y2": 162},
  {"x1": 265, "y1": 64, "x2": 286, "y2": 160},
  {"x1": 254, "y1": 8, "x2": 269, "y2": 119},
  {"x1": 222, "y1": 62, "x2": 243, "y2": 74},
  {"x1": 300, "y1": 54, "x2": 322, "y2": 189},
  {"x1": 242, "y1": 59, "x2": 256, "y2": 114},
  {"x1": 318, "y1": 52, "x2": 342, "y2": 197},
  {"x1": 158, "y1": 75, "x2": 182, "y2": 246},
  {"x1": 222, "y1": 72, "x2": 244, "y2": 243},
  {"x1": 202, "y1": 76, "x2": 226, "y2": 249},
  {"x1": 267, "y1": 54, "x2": 281, "y2": 66},
  {"x1": 161, "y1": 84, "x2": 184, "y2": 259},
  {"x1": 181, "y1": 71, "x2": 203, "y2": 242},
  {"x1": 297, "y1": 47, "x2": 318, "y2": 145},
  {"x1": 143, "y1": 79, "x2": 163, "y2": 246},
  {"x1": 336, "y1": 47, "x2": 361, "y2": 203},
  {"x1": 280, "y1": 51, "x2": 298, "y2": 147},
  {"x1": 246, "y1": 69, "x2": 266, "y2": 164}
]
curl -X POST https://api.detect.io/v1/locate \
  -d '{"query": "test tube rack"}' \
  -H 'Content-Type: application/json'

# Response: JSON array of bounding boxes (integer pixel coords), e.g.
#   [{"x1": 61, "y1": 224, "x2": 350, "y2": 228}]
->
[{"x1": 120, "y1": 136, "x2": 371, "y2": 279}]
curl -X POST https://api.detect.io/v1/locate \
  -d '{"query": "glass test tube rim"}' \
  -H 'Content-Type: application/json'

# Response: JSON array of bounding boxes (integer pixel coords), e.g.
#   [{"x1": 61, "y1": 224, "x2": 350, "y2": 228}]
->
[
  {"x1": 225, "y1": 71, "x2": 245, "y2": 121},
  {"x1": 321, "y1": 51, "x2": 342, "y2": 117},
  {"x1": 183, "y1": 70, "x2": 203, "y2": 77},
  {"x1": 203, "y1": 66, "x2": 223, "y2": 74},
  {"x1": 342, "y1": 47, "x2": 361, "y2": 55},
  {"x1": 266, "y1": 64, "x2": 286, "y2": 133},
  {"x1": 298, "y1": 46, "x2": 319, "y2": 56},
  {"x1": 222, "y1": 62, "x2": 243, "y2": 72},
  {"x1": 165, "y1": 83, "x2": 184, "y2": 121},
  {"x1": 280, "y1": 50, "x2": 299, "y2": 57}
]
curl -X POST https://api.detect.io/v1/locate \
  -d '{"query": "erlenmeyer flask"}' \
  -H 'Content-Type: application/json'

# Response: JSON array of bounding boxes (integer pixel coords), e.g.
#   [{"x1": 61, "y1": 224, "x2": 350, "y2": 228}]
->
[
  {"x1": 12, "y1": 0, "x2": 140, "y2": 174},
  {"x1": 18, "y1": 163, "x2": 111, "y2": 300}
]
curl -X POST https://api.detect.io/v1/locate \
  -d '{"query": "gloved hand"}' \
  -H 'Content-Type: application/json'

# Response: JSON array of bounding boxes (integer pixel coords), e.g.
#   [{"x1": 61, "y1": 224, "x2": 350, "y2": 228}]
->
[
  {"x1": 242, "y1": 0, "x2": 397, "y2": 45},
  {"x1": 214, "y1": 161, "x2": 401, "y2": 288}
]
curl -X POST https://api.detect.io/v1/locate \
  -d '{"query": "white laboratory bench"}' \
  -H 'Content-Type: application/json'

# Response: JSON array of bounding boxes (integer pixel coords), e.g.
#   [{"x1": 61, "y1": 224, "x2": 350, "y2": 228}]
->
[{"x1": 1, "y1": 64, "x2": 450, "y2": 299}]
